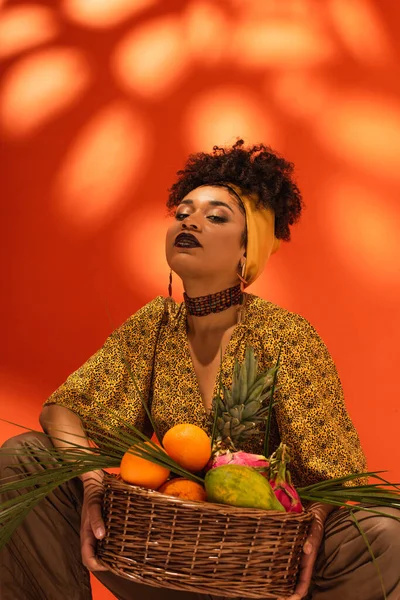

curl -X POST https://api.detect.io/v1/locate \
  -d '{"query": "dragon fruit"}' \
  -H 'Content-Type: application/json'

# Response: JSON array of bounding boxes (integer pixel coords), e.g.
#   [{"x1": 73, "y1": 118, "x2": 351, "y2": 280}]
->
[
  {"x1": 206, "y1": 450, "x2": 269, "y2": 474},
  {"x1": 269, "y1": 443, "x2": 303, "y2": 513}
]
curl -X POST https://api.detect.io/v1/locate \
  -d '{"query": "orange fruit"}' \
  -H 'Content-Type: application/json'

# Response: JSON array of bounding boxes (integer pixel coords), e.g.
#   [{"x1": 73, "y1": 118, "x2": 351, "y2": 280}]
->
[
  {"x1": 150, "y1": 432, "x2": 162, "y2": 446},
  {"x1": 162, "y1": 424, "x2": 211, "y2": 473},
  {"x1": 120, "y1": 442, "x2": 170, "y2": 489},
  {"x1": 158, "y1": 478, "x2": 206, "y2": 502}
]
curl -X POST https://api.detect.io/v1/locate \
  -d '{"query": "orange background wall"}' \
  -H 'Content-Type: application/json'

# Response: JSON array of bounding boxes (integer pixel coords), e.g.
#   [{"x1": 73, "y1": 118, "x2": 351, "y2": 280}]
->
[{"x1": 1, "y1": 1, "x2": 400, "y2": 598}]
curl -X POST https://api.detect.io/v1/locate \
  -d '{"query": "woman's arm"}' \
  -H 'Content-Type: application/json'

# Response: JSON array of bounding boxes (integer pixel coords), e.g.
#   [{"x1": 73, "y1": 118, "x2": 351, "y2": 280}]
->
[
  {"x1": 39, "y1": 404, "x2": 108, "y2": 571},
  {"x1": 40, "y1": 404, "x2": 92, "y2": 455},
  {"x1": 40, "y1": 403, "x2": 102, "y2": 479},
  {"x1": 38, "y1": 298, "x2": 166, "y2": 569},
  {"x1": 271, "y1": 312, "x2": 365, "y2": 597},
  {"x1": 273, "y1": 312, "x2": 367, "y2": 487},
  {"x1": 40, "y1": 404, "x2": 100, "y2": 481}
]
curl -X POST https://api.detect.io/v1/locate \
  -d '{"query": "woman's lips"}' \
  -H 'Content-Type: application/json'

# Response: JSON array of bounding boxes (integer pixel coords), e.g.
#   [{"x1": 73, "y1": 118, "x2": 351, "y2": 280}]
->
[{"x1": 174, "y1": 233, "x2": 202, "y2": 248}]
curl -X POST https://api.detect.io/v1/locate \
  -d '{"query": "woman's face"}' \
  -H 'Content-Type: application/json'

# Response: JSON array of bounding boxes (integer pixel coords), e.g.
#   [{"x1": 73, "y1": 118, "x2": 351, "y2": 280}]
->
[{"x1": 165, "y1": 185, "x2": 246, "y2": 289}]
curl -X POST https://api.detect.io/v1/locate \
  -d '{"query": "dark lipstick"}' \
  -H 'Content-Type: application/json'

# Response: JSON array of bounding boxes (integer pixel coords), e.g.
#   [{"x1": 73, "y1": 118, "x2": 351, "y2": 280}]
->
[{"x1": 174, "y1": 233, "x2": 202, "y2": 248}]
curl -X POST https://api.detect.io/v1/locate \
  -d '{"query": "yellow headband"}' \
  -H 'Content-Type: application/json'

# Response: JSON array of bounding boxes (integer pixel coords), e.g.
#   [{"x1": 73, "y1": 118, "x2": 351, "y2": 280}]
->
[{"x1": 224, "y1": 184, "x2": 281, "y2": 287}]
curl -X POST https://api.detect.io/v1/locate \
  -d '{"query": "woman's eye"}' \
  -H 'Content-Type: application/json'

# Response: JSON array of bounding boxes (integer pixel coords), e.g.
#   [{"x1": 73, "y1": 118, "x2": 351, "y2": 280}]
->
[
  {"x1": 175, "y1": 213, "x2": 227, "y2": 223},
  {"x1": 208, "y1": 215, "x2": 227, "y2": 223},
  {"x1": 175, "y1": 213, "x2": 189, "y2": 221}
]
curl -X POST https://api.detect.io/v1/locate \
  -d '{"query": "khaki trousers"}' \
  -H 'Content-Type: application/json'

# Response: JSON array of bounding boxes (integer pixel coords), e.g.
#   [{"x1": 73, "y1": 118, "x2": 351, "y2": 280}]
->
[{"x1": 1, "y1": 433, "x2": 399, "y2": 600}]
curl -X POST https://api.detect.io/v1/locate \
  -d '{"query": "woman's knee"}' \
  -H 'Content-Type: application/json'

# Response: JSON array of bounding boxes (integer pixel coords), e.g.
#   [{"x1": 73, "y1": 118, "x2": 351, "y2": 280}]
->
[
  {"x1": 368, "y1": 510, "x2": 400, "y2": 555},
  {"x1": 1, "y1": 430, "x2": 50, "y2": 449}
]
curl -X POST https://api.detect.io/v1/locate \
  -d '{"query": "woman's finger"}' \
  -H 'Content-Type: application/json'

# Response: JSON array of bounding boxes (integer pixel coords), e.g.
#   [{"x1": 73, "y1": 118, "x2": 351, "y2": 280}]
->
[
  {"x1": 88, "y1": 499, "x2": 105, "y2": 539},
  {"x1": 293, "y1": 550, "x2": 316, "y2": 598},
  {"x1": 81, "y1": 518, "x2": 108, "y2": 572},
  {"x1": 84, "y1": 477, "x2": 105, "y2": 539}
]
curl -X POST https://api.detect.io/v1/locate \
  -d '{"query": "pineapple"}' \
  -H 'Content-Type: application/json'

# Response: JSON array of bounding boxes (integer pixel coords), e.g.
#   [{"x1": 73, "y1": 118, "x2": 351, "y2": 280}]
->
[{"x1": 212, "y1": 346, "x2": 279, "y2": 455}]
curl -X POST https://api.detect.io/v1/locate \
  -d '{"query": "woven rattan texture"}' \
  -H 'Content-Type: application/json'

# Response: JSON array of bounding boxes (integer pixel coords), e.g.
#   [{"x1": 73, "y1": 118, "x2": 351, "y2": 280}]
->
[{"x1": 97, "y1": 475, "x2": 313, "y2": 598}]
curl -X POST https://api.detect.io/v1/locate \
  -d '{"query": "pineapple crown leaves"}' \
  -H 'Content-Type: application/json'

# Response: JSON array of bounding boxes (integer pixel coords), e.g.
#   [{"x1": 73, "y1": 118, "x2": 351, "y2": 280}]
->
[{"x1": 214, "y1": 346, "x2": 280, "y2": 447}]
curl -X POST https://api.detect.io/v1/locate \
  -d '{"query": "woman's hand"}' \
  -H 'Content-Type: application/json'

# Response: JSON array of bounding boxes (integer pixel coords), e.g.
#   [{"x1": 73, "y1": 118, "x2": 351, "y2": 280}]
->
[
  {"x1": 278, "y1": 503, "x2": 335, "y2": 600},
  {"x1": 80, "y1": 470, "x2": 108, "y2": 572}
]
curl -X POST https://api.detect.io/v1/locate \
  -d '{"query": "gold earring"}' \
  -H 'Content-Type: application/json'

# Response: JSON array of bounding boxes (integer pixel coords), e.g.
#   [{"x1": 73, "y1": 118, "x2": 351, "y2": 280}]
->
[
  {"x1": 162, "y1": 269, "x2": 176, "y2": 324},
  {"x1": 168, "y1": 269, "x2": 173, "y2": 298},
  {"x1": 241, "y1": 258, "x2": 246, "y2": 282},
  {"x1": 237, "y1": 258, "x2": 247, "y2": 323},
  {"x1": 237, "y1": 258, "x2": 247, "y2": 285}
]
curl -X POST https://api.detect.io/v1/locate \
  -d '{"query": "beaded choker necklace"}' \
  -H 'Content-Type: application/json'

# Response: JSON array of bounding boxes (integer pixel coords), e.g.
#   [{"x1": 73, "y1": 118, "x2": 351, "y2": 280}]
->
[{"x1": 183, "y1": 284, "x2": 242, "y2": 317}]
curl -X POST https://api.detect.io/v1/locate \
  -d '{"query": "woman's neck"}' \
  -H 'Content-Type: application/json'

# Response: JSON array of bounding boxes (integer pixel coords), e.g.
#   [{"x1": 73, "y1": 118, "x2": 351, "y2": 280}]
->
[
  {"x1": 182, "y1": 276, "x2": 237, "y2": 299},
  {"x1": 186, "y1": 303, "x2": 240, "y2": 336},
  {"x1": 185, "y1": 280, "x2": 239, "y2": 336}
]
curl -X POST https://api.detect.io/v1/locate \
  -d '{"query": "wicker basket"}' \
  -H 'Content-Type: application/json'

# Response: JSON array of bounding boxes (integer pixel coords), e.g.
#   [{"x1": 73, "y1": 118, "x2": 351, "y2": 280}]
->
[{"x1": 97, "y1": 473, "x2": 313, "y2": 599}]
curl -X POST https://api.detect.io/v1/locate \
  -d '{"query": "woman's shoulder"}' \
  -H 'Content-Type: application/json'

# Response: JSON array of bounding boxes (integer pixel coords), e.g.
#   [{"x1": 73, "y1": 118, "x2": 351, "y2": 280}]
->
[
  {"x1": 245, "y1": 294, "x2": 321, "y2": 341},
  {"x1": 122, "y1": 296, "x2": 166, "y2": 331}
]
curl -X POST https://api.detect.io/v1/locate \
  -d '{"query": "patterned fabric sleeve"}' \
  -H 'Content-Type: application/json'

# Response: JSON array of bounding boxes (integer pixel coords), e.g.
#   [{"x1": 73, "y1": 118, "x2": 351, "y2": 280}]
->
[
  {"x1": 273, "y1": 312, "x2": 367, "y2": 488},
  {"x1": 43, "y1": 297, "x2": 165, "y2": 439}
]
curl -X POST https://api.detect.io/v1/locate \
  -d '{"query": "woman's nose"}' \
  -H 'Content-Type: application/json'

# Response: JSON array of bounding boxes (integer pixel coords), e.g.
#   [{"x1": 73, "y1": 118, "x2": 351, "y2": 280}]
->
[{"x1": 181, "y1": 217, "x2": 200, "y2": 230}]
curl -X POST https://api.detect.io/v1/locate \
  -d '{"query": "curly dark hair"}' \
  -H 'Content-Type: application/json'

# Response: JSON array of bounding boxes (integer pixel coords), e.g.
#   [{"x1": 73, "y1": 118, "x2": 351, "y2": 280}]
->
[{"x1": 167, "y1": 140, "x2": 304, "y2": 241}]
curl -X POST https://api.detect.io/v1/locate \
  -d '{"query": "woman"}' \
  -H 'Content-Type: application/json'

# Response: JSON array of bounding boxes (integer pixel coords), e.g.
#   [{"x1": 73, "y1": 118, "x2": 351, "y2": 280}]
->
[{"x1": 1, "y1": 141, "x2": 399, "y2": 600}]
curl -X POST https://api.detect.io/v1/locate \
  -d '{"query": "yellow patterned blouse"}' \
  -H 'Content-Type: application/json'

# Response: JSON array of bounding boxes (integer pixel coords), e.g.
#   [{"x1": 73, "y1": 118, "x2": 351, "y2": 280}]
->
[{"x1": 44, "y1": 294, "x2": 367, "y2": 487}]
